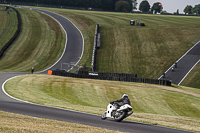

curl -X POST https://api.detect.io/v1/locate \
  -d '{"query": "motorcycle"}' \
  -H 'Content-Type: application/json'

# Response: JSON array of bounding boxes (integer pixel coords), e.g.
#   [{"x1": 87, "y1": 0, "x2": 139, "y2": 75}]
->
[{"x1": 101, "y1": 102, "x2": 133, "y2": 122}]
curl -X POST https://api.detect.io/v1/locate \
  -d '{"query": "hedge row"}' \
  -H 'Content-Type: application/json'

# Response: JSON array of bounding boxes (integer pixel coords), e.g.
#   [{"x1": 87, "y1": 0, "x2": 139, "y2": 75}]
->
[
  {"x1": 0, "y1": 7, "x2": 21, "y2": 59},
  {"x1": 51, "y1": 69, "x2": 171, "y2": 86}
]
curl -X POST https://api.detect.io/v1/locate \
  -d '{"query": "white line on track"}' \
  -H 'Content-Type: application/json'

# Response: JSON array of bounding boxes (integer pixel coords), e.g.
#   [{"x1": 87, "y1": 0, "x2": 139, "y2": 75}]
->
[
  {"x1": 34, "y1": 9, "x2": 84, "y2": 73},
  {"x1": 158, "y1": 41, "x2": 200, "y2": 82},
  {"x1": 178, "y1": 59, "x2": 200, "y2": 85},
  {"x1": 2, "y1": 75, "x2": 100, "y2": 117}
]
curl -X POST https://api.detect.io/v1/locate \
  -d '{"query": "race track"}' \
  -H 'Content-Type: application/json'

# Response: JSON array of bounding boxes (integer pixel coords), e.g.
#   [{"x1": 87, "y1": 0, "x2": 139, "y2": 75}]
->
[
  {"x1": 0, "y1": 8, "x2": 194, "y2": 133},
  {"x1": 159, "y1": 41, "x2": 200, "y2": 85}
]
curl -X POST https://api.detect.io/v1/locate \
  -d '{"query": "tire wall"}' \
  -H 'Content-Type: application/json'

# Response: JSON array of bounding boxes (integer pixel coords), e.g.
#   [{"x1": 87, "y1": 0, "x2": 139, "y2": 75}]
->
[{"x1": 51, "y1": 70, "x2": 171, "y2": 86}]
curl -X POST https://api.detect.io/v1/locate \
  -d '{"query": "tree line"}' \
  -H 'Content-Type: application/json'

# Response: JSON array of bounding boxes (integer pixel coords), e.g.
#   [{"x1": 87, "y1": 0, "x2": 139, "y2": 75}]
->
[
  {"x1": 8, "y1": 0, "x2": 135, "y2": 12},
  {"x1": 184, "y1": 4, "x2": 200, "y2": 15},
  {"x1": 139, "y1": 0, "x2": 162, "y2": 14},
  {"x1": 138, "y1": 0, "x2": 200, "y2": 15}
]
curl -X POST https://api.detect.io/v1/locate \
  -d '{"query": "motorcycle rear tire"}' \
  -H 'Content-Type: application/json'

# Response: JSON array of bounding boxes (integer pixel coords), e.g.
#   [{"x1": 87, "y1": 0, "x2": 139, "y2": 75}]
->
[
  {"x1": 114, "y1": 111, "x2": 127, "y2": 122},
  {"x1": 101, "y1": 111, "x2": 107, "y2": 120}
]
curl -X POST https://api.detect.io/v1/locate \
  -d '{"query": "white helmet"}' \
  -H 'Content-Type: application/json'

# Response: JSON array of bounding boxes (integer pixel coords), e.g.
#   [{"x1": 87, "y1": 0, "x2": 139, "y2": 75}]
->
[{"x1": 122, "y1": 94, "x2": 128, "y2": 98}]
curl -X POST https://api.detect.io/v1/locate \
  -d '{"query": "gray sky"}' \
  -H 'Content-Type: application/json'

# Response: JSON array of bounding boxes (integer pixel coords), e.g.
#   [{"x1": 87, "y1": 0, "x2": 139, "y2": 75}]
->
[{"x1": 137, "y1": 0, "x2": 200, "y2": 13}]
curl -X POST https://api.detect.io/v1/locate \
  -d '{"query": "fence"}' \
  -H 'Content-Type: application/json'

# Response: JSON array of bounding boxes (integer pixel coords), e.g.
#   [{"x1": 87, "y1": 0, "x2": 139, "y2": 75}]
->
[
  {"x1": 51, "y1": 69, "x2": 171, "y2": 86},
  {"x1": 0, "y1": 6, "x2": 21, "y2": 58}
]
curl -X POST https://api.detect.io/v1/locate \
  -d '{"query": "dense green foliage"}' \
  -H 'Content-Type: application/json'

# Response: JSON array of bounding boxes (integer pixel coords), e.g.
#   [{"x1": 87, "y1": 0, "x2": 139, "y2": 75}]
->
[
  {"x1": 192, "y1": 4, "x2": 200, "y2": 15},
  {"x1": 151, "y1": 2, "x2": 162, "y2": 14},
  {"x1": 139, "y1": 0, "x2": 150, "y2": 12},
  {"x1": 115, "y1": 0, "x2": 131, "y2": 12},
  {"x1": 9, "y1": 0, "x2": 133, "y2": 11},
  {"x1": 184, "y1": 4, "x2": 200, "y2": 15},
  {"x1": 184, "y1": 5, "x2": 193, "y2": 14}
]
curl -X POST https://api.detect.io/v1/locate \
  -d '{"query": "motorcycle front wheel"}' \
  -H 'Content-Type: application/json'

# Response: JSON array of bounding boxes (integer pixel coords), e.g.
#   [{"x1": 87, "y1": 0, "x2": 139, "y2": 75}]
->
[
  {"x1": 114, "y1": 111, "x2": 127, "y2": 122},
  {"x1": 101, "y1": 111, "x2": 107, "y2": 120}
]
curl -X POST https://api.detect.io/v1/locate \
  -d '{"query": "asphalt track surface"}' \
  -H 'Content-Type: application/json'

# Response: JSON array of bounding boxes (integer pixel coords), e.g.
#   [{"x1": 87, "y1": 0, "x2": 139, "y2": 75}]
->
[
  {"x1": 159, "y1": 41, "x2": 200, "y2": 85},
  {"x1": 0, "y1": 8, "x2": 195, "y2": 133}
]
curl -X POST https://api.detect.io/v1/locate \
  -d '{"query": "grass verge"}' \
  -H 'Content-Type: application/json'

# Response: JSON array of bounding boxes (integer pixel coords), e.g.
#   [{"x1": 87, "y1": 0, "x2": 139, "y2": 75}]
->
[
  {"x1": 0, "y1": 111, "x2": 119, "y2": 133},
  {"x1": 5, "y1": 74, "x2": 200, "y2": 132},
  {"x1": 181, "y1": 62, "x2": 200, "y2": 89}
]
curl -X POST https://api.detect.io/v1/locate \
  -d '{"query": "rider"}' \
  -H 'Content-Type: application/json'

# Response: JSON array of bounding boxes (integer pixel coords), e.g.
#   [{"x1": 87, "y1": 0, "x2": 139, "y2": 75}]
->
[{"x1": 111, "y1": 94, "x2": 131, "y2": 107}]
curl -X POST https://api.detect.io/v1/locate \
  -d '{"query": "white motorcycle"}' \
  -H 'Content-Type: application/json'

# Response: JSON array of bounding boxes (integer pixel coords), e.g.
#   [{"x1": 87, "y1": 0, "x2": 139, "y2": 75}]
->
[{"x1": 101, "y1": 102, "x2": 133, "y2": 122}]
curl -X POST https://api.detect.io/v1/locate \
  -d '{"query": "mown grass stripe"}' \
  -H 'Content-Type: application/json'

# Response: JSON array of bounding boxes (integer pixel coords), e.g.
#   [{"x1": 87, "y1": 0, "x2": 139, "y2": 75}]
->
[
  {"x1": 0, "y1": 7, "x2": 66, "y2": 72},
  {"x1": 0, "y1": 8, "x2": 17, "y2": 50},
  {"x1": 4, "y1": 74, "x2": 200, "y2": 132}
]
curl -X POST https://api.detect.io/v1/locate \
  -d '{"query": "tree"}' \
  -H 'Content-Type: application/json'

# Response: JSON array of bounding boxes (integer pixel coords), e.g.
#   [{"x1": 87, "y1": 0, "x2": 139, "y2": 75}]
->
[
  {"x1": 139, "y1": 0, "x2": 150, "y2": 12},
  {"x1": 101, "y1": 0, "x2": 115, "y2": 11},
  {"x1": 115, "y1": 0, "x2": 131, "y2": 12},
  {"x1": 132, "y1": 0, "x2": 138, "y2": 10},
  {"x1": 184, "y1": 5, "x2": 192, "y2": 15},
  {"x1": 177, "y1": 9, "x2": 179, "y2": 15},
  {"x1": 9, "y1": 0, "x2": 135, "y2": 11},
  {"x1": 151, "y1": 2, "x2": 163, "y2": 14},
  {"x1": 192, "y1": 4, "x2": 200, "y2": 15}
]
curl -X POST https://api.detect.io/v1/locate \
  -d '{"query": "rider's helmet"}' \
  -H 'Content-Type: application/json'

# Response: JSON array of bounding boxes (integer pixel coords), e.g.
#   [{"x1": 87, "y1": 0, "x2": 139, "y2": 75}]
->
[{"x1": 122, "y1": 94, "x2": 128, "y2": 98}]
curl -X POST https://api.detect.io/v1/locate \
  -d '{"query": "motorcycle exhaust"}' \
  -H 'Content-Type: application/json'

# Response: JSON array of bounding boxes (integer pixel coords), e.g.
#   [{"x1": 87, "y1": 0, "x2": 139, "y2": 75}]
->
[{"x1": 126, "y1": 111, "x2": 133, "y2": 117}]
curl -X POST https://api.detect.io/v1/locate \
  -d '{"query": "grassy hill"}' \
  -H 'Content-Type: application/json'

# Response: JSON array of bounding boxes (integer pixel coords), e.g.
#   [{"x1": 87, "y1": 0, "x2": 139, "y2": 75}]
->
[
  {"x1": 1, "y1": 6, "x2": 199, "y2": 82},
  {"x1": 34, "y1": 7, "x2": 200, "y2": 79},
  {"x1": 1, "y1": 6, "x2": 200, "y2": 132},
  {"x1": 0, "y1": 6, "x2": 9, "y2": 35},
  {"x1": 0, "y1": 7, "x2": 18, "y2": 50},
  {"x1": 0, "y1": 8, "x2": 66, "y2": 72},
  {"x1": 5, "y1": 74, "x2": 200, "y2": 132}
]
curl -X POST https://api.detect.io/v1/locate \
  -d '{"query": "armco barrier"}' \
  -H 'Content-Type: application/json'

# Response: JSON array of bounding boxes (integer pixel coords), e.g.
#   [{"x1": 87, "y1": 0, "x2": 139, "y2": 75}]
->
[
  {"x1": 51, "y1": 70, "x2": 171, "y2": 86},
  {"x1": 91, "y1": 24, "x2": 100, "y2": 72},
  {"x1": 0, "y1": 7, "x2": 21, "y2": 59}
]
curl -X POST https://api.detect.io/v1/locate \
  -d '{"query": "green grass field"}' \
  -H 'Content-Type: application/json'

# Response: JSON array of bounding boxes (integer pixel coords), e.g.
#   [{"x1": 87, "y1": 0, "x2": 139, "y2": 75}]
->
[
  {"x1": 31, "y1": 7, "x2": 200, "y2": 79},
  {"x1": 0, "y1": 7, "x2": 9, "y2": 34},
  {"x1": 0, "y1": 7, "x2": 18, "y2": 50},
  {"x1": 0, "y1": 111, "x2": 118, "y2": 133},
  {"x1": 0, "y1": 8, "x2": 66, "y2": 72},
  {"x1": 1, "y1": 6, "x2": 200, "y2": 132},
  {"x1": 1, "y1": 6, "x2": 200, "y2": 80},
  {"x1": 5, "y1": 74, "x2": 200, "y2": 132}
]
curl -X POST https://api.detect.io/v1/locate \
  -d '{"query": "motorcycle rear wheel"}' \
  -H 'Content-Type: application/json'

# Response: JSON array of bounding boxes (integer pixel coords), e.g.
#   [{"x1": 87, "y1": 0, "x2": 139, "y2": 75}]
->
[
  {"x1": 101, "y1": 111, "x2": 107, "y2": 120},
  {"x1": 114, "y1": 111, "x2": 127, "y2": 122}
]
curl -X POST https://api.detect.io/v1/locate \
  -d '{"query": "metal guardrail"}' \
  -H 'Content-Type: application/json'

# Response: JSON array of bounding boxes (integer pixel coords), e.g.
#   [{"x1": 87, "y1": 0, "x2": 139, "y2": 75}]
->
[{"x1": 91, "y1": 24, "x2": 99, "y2": 72}]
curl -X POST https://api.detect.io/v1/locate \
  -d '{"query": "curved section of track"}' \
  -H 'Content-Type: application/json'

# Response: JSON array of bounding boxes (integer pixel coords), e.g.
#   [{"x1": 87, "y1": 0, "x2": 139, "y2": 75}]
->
[
  {"x1": 35, "y1": 9, "x2": 84, "y2": 73},
  {"x1": 0, "y1": 8, "x2": 194, "y2": 133}
]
